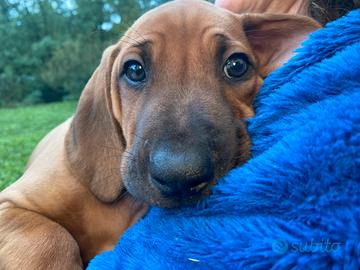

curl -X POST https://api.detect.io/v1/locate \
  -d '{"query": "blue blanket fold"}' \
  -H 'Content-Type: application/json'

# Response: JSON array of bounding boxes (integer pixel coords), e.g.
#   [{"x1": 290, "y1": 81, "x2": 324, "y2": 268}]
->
[{"x1": 88, "y1": 10, "x2": 360, "y2": 270}]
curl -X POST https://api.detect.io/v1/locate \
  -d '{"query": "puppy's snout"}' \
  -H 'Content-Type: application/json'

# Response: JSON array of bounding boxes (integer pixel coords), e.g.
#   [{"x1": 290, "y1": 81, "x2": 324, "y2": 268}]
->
[{"x1": 149, "y1": 143, "x2": 214, "y2": 194}]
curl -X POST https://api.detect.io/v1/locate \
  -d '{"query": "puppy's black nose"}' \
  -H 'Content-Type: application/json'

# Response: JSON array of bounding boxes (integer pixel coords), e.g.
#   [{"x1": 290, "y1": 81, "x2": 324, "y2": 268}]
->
[{"x1": 149, "y1": 144, "x2": 214, "y2": 194}]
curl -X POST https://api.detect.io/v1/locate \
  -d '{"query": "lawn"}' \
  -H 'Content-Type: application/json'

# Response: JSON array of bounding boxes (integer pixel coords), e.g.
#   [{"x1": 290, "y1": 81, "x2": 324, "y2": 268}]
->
[{"x1": 0, "y1": 102, "x2": 77, "y2": 191}]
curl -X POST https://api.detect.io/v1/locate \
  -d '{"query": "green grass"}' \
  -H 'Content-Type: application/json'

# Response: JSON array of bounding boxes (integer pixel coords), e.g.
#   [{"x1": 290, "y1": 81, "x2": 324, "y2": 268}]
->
[{"x1": 0, "y1": 102, "x2": 77, "y2": 191}]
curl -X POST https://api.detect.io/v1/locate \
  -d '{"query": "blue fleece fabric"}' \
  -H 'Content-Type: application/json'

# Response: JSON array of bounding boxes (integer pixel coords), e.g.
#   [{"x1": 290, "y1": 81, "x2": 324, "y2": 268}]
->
[{"x1": 88, "y1": 10, "x2": 360, "y2": 270}]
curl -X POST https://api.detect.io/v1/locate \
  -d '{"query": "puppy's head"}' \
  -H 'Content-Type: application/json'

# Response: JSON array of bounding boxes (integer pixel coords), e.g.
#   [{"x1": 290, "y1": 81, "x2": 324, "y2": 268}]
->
[{"x1": 66, "y1": 0, "x2": 320, "y2": 207}]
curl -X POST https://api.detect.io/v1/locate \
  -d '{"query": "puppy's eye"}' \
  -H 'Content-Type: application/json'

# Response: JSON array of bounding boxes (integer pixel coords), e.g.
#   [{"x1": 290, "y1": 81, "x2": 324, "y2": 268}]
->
[
  {"x1": 223, "y1": 53, "x2": 249, "y2": 80},
  {"x1": 124, "y1": 60, "x2": 146, "y2": 82}
]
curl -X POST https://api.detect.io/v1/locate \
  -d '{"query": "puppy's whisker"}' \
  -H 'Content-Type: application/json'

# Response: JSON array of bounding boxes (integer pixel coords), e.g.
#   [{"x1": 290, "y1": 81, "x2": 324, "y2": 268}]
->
[
  {"x1": 122, "y1": 151, "x2": 137, "y2": 161},
  {"x1": 132, "y1": 29, "x2": 147, "y2": 43},
  {"x1": 122, "y1": 154, "x2": 138, "y2": 163},
  {"x1": 122, "y1": 157, "x2": 137, "y2": 164},
  {"x1": 123, "y1": 150, "x2": 136, "y2": 157},
  {"x1": 119, "y1": 39, "x2": 141, "y2": 47},
  {"x1": 121, "y1": 34, "x2": 142, "y2": 46},
  {"x1": 133, "y1": 133, "x2": 146, "y2": 141},
  {"x1": 111, "y1": 191, "x2": 129, "y2": 204}
]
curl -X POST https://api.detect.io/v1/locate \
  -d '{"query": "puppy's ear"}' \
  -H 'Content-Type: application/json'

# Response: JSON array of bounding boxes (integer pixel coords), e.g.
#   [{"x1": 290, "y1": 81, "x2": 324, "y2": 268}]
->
[
  {"x1": 216, "y1": 0, "x2": 310, "y2": 15},
  {"x1": 240, "y1": 14, "x2": 320, "y2": 76},
  {"x1": 65, "y1": 44, "x2": 126, "y2": 203}
]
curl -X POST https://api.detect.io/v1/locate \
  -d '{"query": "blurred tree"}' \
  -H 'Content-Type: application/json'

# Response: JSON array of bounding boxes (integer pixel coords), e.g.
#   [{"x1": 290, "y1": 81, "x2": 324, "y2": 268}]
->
[
  {"x1": 0, "y1": 0, "x2": 356, "y2": 106},
  {"x1": 0, "y1": 0, "x2": 170, "y2": 106}
]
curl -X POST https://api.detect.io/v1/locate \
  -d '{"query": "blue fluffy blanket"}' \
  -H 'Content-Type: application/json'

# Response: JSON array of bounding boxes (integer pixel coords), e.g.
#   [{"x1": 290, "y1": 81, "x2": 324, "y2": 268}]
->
[{"x1": 88, "y1": 10, "x2": 360, "y2": 270}]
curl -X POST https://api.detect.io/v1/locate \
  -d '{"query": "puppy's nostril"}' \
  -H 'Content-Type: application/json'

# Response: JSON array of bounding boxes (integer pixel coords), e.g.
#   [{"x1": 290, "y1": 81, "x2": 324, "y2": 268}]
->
[{"x1": 149, "y1": 145, "x2": 214, "y2": 193}]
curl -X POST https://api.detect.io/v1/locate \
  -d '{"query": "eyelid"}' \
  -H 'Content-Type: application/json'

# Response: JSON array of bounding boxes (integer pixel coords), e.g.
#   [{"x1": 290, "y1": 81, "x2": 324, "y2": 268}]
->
[
  {"x1": 122, "y1": 60, "x2": 143, "y2": 75},
  {"x1": 224, "y1": 51, "x2": 254, "y2": 67},
  {"x1": 226, "y1": 53, "x2": 250, "y2": 69},
  {"x1": 221, "y1": 40, "x2": 256, "y2": 67},
  {"x1": 121, "y1": 54, "x2": 145, "y2": 73}
]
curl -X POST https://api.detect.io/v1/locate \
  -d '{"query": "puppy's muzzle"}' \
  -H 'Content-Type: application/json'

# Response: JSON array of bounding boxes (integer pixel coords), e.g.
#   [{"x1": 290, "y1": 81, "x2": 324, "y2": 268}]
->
[{"x1": 149, "y1": 141, "x2": 214, "y2": 195}]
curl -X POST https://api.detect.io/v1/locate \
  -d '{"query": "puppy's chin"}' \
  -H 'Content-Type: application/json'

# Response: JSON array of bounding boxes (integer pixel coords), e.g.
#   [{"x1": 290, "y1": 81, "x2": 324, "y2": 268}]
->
[{"x1": 122, "y1": 174, "x2": 212, "y2": 208}]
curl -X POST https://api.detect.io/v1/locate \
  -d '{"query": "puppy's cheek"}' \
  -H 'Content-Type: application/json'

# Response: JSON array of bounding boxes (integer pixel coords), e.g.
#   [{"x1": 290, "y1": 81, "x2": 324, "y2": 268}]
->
[
  {"x1": 121, "y1": 155, "x2": 156, "y2": 202},
  {"x1": 120, "y1": 157, "x2": 142, "y2": 198}
]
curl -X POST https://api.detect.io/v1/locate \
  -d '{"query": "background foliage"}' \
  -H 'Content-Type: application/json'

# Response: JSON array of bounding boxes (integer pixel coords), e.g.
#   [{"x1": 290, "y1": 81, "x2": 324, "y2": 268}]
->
[
  {"x1": 0, "y1": 0, "x2": 172, "y2": 187},
  {"x1": 0, "y1": 0, "x2": 357, "y2": 107},
  {"x1": 0, "y1": 0, "x2": 170, "y2": 107},
  {"x1": 0, "y1": 101, "x2": 76, "y2": 189}
]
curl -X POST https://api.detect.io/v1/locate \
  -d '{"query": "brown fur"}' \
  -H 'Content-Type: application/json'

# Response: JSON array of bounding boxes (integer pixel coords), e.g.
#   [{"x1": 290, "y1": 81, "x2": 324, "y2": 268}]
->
[{"x1": 0, "y1": 1, "x2": 320, "y2": 268}]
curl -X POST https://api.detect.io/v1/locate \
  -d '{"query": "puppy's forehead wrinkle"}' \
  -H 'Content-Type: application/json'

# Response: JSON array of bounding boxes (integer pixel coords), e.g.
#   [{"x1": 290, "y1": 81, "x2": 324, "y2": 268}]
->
[
  {"x1": 121, "y1": 31, "x2": 166, "y2": 64},
  {"x1": 122, "y1": 30, "x2": 165, "y2": 48},
  {"x1": 126, "y1": 1, "x2": 238, "y2": 49}
]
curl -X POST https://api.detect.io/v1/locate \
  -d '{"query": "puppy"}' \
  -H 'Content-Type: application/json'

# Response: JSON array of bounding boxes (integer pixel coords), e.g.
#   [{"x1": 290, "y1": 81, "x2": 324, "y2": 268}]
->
[{"x1": 0, "y1": 1, "x2": 320, "y2": 268}]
